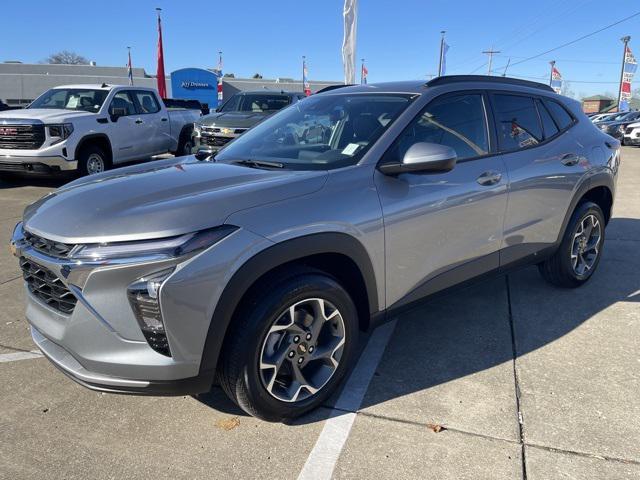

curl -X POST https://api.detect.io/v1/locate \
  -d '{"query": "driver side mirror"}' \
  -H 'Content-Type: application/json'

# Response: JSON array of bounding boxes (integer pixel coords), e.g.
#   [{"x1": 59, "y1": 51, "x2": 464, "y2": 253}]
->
[
  {"x1": 110, "y1": 107, "x2": 127, "y2": 122},
  {"x1": 378, "y1": 142, "x2": 457, "y2": 175}
]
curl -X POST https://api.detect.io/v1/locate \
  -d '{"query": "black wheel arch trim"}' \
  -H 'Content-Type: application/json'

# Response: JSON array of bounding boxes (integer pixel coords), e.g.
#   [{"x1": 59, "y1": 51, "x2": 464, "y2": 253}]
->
[
  {"x1": 74, "y1": 133, "x2": 113, "y2": 161},
  {"x1": 198, "y1": 232, "x2": 380, "y2": 379}
]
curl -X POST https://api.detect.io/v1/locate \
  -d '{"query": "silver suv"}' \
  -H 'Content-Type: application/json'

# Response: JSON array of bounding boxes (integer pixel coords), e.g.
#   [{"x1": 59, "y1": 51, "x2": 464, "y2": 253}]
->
[{"x1": 10, "y1": 76, "x2": 619, "y2": 421}]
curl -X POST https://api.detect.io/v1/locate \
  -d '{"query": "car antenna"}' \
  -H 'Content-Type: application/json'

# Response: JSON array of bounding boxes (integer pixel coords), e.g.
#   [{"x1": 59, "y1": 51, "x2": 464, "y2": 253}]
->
[{"x1": 101, "y1": 83, "x2": 109, "y2": 88}]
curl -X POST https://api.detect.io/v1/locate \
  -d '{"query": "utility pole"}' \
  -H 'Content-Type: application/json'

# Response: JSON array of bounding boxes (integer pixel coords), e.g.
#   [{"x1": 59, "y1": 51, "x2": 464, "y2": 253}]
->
[
  {"x1": 618, "y1": 36, "x2": 631, "y2": 111},
  {"x1": 482, "y1": 47, "x2": 500, "y2": 76},
  {"x1": 438, "y1": 31, "x2": 446, "y2": 77},
  {"x1": 549, "y1": 60, "x2": 556, "y2": 86}
]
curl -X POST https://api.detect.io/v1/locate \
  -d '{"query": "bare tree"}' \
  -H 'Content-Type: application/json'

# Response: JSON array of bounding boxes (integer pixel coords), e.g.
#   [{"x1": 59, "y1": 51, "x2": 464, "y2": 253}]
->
[
  {"x1": 252, "y1": 73, "x2": 263, "y2": 79},
  {"x1": 223, "y1": 73, "x2": 235, "y2": 78},
  {"x1": 44, "y1": 50, "x2": 90, "y2": 65}
]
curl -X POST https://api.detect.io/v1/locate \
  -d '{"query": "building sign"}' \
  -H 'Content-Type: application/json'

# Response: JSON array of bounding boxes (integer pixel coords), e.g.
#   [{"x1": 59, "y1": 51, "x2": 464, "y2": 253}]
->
[{"x1": 170, "y1": 68, "x2": 221, "y2": 107}]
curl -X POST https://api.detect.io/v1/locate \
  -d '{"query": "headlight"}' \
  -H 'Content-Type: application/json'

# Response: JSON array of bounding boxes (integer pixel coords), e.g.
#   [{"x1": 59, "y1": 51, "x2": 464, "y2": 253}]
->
[
  {"x1": 69, "y1": 225, "x2": 238, "y2": 261},
  {"x1": 47, "y1": 123, "x2": 74, "y2": 145},
  {"x1": 193, "y1": 123, "x2": 202, "y2": 136},
  {"x1": 618, "y1": 125, "x2": 626, "y2": 133}
]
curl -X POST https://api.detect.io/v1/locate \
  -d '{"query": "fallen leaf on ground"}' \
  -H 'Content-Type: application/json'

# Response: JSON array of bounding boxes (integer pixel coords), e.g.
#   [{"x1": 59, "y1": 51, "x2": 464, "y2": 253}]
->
[
  {"x1": 426, "y1": 423, "x2": 445, "y2": 433},
  {"x1": 215, "y1": 417, "x2": 240, "y2": 431}
]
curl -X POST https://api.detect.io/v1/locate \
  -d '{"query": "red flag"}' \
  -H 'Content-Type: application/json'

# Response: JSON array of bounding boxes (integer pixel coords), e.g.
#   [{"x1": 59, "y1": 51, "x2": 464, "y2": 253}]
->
[{"x1": 156, "y1": 13, "x2": 167, "y2": 99}]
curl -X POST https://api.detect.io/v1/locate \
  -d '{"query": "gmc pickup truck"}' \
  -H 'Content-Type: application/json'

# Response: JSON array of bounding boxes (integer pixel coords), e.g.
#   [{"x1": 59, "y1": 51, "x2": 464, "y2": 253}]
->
[{"x1": 0, "y1": 85, "x2": 201, "y2": 176}]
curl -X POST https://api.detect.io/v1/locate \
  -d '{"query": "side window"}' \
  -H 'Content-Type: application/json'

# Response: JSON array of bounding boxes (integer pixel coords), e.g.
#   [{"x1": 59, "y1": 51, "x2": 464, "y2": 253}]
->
[
  {"x1": 544, "y1": 99, "x2": 573, "y2": 130},
  {"x1": 492, "y1": 94, "x2": 543, "y2": 151},
  {"x1": 220, "y1": 95, "x2": 241, "y2": 112},
  {"x1": 386, "y1": 93, "x2": 489, "y2": 163},
  {"x1": 109, "y1": 91, "x2": 136, "y2": 116},
  {"x1": 134, "y1": 91, "x2": 161, "y2": 114},
  {"x1": 536, "y1": 99, "x2": 559, "y2": 139}
]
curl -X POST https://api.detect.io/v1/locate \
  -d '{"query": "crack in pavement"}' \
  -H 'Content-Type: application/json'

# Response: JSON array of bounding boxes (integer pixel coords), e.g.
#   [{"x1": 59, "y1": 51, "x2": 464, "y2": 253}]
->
[{"x1": 0, "y1": 275, "x2": 21, "y2": 286}]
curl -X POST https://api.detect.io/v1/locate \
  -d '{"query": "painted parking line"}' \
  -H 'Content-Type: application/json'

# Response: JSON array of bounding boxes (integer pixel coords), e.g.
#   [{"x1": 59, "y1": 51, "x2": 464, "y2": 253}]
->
[
  {"x1": 298, "y1": 319, "x2": 397, "y2": 480},
  {"x1": 0, "y1": 351, "x2": 43, "y2": 363}
]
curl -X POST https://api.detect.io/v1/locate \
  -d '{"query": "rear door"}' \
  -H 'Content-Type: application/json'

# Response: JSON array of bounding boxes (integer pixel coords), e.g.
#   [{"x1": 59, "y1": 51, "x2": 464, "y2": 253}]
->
[
  {"x1": 489, "y1": 92, "x2": 584, "y2": 265},
  {"x1": 132, "y1": 90, "x2": 170, "y2": 156},
  {"x1": 106, "y1": 90, "x2": 141, "y2": 163},
  {"x1": 375, "y1": 92, "x2": 509, "y2": 308}
]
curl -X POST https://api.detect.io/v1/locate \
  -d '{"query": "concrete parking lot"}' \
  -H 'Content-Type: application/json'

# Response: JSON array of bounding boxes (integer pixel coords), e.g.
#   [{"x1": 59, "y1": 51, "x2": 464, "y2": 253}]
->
[{"x1": 1, "y1": 149, "x2": 638, "y2": 479}]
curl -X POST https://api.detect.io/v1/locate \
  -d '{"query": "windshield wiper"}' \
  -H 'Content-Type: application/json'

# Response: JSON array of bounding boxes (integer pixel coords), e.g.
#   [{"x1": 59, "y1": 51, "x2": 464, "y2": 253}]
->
[{"x1": 230, "y1": 159, "x2": 285, "y2": 169}]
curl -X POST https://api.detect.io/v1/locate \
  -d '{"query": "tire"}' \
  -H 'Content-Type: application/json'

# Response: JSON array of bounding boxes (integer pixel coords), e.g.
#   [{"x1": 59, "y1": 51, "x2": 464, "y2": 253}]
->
[
  {"x1": 176, "y1": 130, "x2": 194, "y2": 157},
  {"x1": 218, "y1": 268, "x2": 359, "y2": 422},
  {"x1": 78, "y1": 145, "x2": 110, "y2": 176},
  {"x1": 538, "y1": 201, "x2": 605, "y2": 288}
]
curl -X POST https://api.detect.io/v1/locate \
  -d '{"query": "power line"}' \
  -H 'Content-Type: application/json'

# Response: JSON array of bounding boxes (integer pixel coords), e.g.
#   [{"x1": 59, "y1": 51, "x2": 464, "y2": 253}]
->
[{"x1": 495, "y1": 11, "x2": 640, "y2": 71}]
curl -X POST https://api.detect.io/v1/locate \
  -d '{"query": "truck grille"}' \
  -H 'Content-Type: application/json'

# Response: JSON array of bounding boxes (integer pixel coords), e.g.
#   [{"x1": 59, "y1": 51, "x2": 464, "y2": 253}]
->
[
  {"x1": 201, "y1": 135, "x2": 232, "y2": 147},
  {"x1": 23, "y1": 230, "x2": 75, "y2": 258},
  {"x1": 625, "y1": 126, "x2": 634, "y2": 134},
  {"x1": 0, "y1": 124, "x2": 46, "y2": 150},
  {"x1": 20, "y1": 257, "x2": 77, "y2": 315}
]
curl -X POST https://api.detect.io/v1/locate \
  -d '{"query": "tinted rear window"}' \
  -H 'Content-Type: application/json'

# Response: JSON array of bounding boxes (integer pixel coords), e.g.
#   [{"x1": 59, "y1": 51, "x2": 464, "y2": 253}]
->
[
  {"x1": 544, "y1": 99, "x2": 573, "y2": 129},
  {"x1": 493, "y1": 94, "x2": 543, "y2": 151},
  {"x1": 536, "y1": 99, "x2": 559, "y2": 139}
]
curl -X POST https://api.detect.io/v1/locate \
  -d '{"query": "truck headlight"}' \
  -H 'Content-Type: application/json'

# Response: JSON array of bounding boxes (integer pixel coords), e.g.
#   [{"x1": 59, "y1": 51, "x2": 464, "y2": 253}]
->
[
  {"x1": 69, "y1": 225, "x2": 238, "y2": 261},
  {"x1": 193, "y1": 123, "x2": 202, "y2": 136},
  {"x1": 47, "y1": 123, "x2": 74, "y2": 145}
]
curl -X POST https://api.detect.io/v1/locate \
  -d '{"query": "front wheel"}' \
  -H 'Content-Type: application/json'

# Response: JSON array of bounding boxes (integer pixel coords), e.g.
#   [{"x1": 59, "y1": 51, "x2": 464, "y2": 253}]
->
[
  {"x1": 539, "y1": 201, "x2": 605, "y2": 288},
  {"x1": 78, "y1": 145, "x2": 109, "y2": 176},
  {"x1": 218, "y1": 269, "x2": 359, "y2": 421}
]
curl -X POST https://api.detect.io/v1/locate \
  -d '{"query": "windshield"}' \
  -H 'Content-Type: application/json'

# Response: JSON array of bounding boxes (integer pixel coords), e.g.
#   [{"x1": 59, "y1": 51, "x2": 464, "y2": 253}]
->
[
  {"x1": 220, "y1": 93, "x2": 292, "y2": 113},
  {"x1": 29, "y1": 89, "x2": 109, "y2": 113},
  {"x1": 215, "y1": 93, "x2": 412, "y2": 170}
]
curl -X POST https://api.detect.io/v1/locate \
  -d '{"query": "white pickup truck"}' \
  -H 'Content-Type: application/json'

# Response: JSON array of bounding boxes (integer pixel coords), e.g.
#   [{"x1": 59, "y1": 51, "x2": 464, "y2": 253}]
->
[{"x1": 0, "y1": 84, "x2": 201, "y2": 176}]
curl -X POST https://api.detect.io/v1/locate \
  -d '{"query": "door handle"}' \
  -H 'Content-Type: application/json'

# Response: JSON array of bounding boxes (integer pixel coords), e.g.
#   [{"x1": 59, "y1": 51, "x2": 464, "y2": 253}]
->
[
  {"x1": 135, "y1": 119, "x2": 143, "y2": 124},
  {"x1": 477, "y1": 171, "x2": 502, "y2": 186},
  {"x1": 161, "y1": 117, "x2": 168, "y2": 122},
  {"x1": 561, "y1": 153, "x2": 580, "y2": 166}
]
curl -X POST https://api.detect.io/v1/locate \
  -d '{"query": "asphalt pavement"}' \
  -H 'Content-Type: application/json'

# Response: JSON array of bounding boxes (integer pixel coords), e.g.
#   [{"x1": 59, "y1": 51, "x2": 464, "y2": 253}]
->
[{"x1": 0, "y1": 149, "x2": 638, "y2": 479}]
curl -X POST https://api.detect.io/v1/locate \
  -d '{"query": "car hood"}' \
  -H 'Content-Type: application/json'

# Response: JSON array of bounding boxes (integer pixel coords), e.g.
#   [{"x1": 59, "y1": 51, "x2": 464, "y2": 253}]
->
[
  {"x1": 23, "y1": 157, "x2": 328, "y2": 244},
  {"x1": 199, "y1": 111, "x2": 271, "y2": 129},
  {"x1": 0, "y1": 108, "x2": 95, "y2": 123}
]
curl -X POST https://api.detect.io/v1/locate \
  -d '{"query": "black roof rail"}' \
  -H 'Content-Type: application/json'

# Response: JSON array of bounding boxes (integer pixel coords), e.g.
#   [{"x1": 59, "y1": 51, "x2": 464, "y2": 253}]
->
[
  {"x1": 426, "y1": 75, "x2": 554, "y2": 92},
  {"x1": 315, "y1": 84, "x2": 355, "y2": 94}
]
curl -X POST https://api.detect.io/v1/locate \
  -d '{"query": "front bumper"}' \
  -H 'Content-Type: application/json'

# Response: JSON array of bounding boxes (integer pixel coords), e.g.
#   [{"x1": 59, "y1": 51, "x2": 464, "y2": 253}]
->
[{"x1": 0, "y1": 154, "x2": 77, "y2": 173}]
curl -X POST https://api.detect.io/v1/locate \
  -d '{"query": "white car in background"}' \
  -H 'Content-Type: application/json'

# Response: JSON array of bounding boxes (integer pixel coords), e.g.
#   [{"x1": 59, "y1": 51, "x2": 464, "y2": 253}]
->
[
  {"x1": 623, "y1": 121, "x2": 640, "y2": 146},
  {"x1": 0, "y1": 85, "x2": 200, "y2": 176}
]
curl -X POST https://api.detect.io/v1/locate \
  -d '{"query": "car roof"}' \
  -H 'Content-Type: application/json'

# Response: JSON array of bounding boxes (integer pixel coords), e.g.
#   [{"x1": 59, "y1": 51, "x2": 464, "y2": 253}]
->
[
  {"x1": 319, "y1": 75, "x2": 555, "y2": 95},
  {"x1": 53, "y1": 84, "x2": 156, "y2": 92},
  {"x1": 236, "y1": 90, "x2": 301, "y2": 96}
]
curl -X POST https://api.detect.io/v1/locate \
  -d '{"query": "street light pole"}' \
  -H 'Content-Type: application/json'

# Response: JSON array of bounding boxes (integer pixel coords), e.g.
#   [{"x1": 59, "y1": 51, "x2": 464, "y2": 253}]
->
[{"x1": 618, "y1": 36, "x2": 631, "y2": 111}]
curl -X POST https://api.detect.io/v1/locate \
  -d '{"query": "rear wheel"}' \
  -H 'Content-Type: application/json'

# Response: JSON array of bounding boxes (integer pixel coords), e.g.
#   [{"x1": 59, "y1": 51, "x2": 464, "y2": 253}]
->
[
  {"x1": 218, "y1": 269, "x2": 359, "y2": 421},
  {"x1": 78, "y1": 145, "x2": 110, "y2": 176},
  {"x1": 539, "y1": 201, "x2": 605, "y2": 288}
]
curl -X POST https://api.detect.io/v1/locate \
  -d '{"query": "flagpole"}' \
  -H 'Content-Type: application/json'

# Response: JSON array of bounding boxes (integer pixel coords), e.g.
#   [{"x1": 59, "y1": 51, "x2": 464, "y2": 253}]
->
[
  {"x1": 360, "y1": 58, "x2": 364, "y2": 84},
  {"x1": 302, "y1": 55, "x2": 306, "y2": 93},
  {"x1": 549, "y1": 60, "x2": 555, "y2": 86},
  {"x1": 438, "y1": 31, "x2": 445, "y2": 77},
  {"x1": 618, "y1": 36, "x2": 631, "y2": 111}
]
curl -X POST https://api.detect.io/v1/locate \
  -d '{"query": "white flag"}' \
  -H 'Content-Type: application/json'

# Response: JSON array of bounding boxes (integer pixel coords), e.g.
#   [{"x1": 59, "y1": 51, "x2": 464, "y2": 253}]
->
[{"x1": 342, "y1": 0, "x2": 358, "y2": 84}]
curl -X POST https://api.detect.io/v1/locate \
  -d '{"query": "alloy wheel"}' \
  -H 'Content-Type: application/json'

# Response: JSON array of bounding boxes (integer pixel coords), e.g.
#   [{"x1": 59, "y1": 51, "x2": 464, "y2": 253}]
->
[
  {"x1": 259, "y1": 298, "x2": 346, "y2": 403},
  {"x1": 571, "y1": 213, "x2": 602, "y2": 276}
]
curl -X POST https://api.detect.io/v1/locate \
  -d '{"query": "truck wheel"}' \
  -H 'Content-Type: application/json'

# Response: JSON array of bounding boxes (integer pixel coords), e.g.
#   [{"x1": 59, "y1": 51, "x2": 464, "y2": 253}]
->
[
  {"x1": 539, "y1": 201, "x2": 605, "y2": 288},
  {"x1": 176, "y1": 130, "x2": 194, "y2": 157},
  {"x1": 218, "y1": 268, "x2": 359, "y2": 422},
  {"x1": 78, "y1": 145, "x2": 110, "y2": 176}
]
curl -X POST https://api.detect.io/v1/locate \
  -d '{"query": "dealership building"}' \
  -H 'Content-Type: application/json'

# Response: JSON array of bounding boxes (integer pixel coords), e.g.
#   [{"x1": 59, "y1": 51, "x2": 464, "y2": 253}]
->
[{"x1": 0, "y1": 62, "x2": 339, "y2": 108}]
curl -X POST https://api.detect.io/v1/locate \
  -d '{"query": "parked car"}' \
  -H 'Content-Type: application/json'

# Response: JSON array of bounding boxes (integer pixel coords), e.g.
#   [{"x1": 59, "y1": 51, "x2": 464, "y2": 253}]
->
[
  {"x1": 0, "y1": 99, "x2": 21, "y2": 111},
  {"x1": 164, "y1": 98, "x2": 210, "y2": 116},
  {"x1": 595, "y1": 111, "x2": 640, "y2": 141},
  {"x1": 622, "y1": 120, "x2": 640, "y2": 145},
  {"x1": 192, "y1": 90, "x2": 306, "y2": 152},
  {"x1": 0, "y1": 85, "x2": 201, "y2": 176},
  {"x1": 10, "y1": 76, "x2": 618, "y2": 421},
  {"x1": 590, "y1": 113, "x2": 613, "y2": 123}
]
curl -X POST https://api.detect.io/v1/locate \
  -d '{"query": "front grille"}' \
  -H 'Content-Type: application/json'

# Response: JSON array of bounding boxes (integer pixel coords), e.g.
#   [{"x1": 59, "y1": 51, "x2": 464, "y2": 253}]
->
[
  {"x1": 201, "y1": 135, "x2": 232, "y2": 147},
  {"x1": 0, "y1": 124, "x2": 45, "y2": 150},
  {"x1": 20, "y1": 257, "x2": 77, "y2": 315},
  {"x1": 626, "y1": 127, "x2": 634, "y2": 134},
  {"x1": 23, "y1": 230, "x2": 75, "y2": 258}
]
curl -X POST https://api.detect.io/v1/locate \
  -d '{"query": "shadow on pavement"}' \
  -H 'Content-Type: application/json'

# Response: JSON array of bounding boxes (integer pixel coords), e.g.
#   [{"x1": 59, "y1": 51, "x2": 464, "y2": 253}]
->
[
  {"x1": 195, "y1": 217, "x2": 639, "y2": 424},
  {"x1": 0, "y1": 172, "x2": 73, "y2": 189}
]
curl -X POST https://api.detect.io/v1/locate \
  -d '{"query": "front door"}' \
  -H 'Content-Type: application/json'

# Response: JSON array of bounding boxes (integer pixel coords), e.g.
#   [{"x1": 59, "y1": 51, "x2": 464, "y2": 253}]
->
[{"x1": 375, "y1": 92, "x2": 508, "y2": 308}]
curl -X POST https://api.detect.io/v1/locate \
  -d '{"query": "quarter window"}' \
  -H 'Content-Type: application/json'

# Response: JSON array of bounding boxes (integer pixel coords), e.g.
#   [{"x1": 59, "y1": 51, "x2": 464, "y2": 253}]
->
[
  {"x1": 536, "y1": 99, "x2": 559, "y2": 139},
  {"x1": 544, "y1": 99, "x2": 573, "y2": 130},
  {"x1": 134, "y1": 91, "x2": 160, "y2": 114},
  {"x1": 388, "y1": 94, "x2": 489, "y2": 162},
  {"x1": 493, "y1": 94, "x2": 543, "y2": 151}
]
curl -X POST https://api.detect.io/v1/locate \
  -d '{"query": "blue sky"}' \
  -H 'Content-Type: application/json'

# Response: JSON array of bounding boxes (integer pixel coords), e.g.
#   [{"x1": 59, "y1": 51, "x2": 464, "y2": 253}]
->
[{"x1": 2, "y1": 0, "x2": 640, "y2": 97}]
